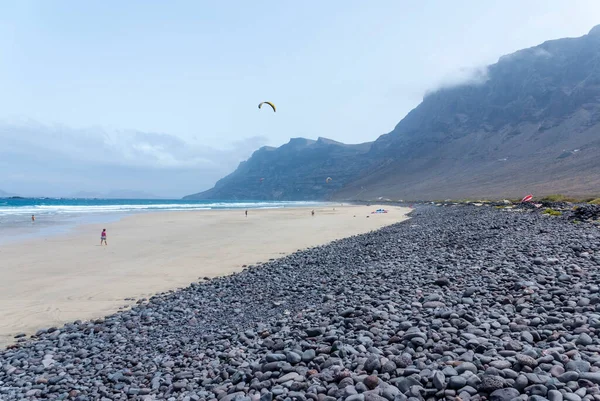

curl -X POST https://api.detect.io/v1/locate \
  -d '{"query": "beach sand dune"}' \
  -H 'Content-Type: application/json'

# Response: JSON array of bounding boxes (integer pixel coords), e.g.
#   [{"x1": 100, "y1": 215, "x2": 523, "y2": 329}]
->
[{"x1": 0, "y1": 205, "x2": 409, "y2": 348}]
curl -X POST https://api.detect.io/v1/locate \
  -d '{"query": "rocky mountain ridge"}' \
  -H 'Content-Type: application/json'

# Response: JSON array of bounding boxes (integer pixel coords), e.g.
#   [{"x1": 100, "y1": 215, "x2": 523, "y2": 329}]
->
[{"x1": 186, "y1": 26, "x2": 600, "y2": 201}]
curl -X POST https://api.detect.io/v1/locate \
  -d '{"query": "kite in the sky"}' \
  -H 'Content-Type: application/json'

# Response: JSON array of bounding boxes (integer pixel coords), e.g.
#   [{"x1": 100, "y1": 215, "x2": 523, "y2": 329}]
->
[{"x1": 258, "y1": 101, "x2": 276, "y2": 112}]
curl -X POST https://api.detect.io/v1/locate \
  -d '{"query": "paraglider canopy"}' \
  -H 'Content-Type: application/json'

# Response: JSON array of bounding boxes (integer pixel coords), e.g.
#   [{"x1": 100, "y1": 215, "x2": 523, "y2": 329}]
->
[
  {"x1": 326, "y1": 177, "x2": 332, "y2": 183},
  {"x1": 521, "y1": 194, "x2": 533, "y2": 202},
  {"x1": 258, "y1": 102, "x2": 276, "y2": 112}
]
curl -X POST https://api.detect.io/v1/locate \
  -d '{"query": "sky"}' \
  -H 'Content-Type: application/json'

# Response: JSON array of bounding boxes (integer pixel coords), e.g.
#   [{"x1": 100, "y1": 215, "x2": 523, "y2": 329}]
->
[{"x1": 1, "y1": 1, "x2": 599, "y2": 198}]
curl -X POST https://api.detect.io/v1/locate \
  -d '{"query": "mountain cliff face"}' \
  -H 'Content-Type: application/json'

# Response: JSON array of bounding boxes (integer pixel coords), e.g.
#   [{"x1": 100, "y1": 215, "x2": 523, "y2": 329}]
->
[
  {"x1": 185, "y1": 138, "x2": 371, "y2": 200},
  {"x1": 186, "y1": 26, "x2": 600, "y2": 201}
]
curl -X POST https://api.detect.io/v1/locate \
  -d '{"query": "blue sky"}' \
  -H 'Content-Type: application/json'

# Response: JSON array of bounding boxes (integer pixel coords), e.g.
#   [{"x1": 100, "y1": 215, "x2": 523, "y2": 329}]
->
[{"x1": 1, "y1": 1, "x2": 599, "y2": 197}]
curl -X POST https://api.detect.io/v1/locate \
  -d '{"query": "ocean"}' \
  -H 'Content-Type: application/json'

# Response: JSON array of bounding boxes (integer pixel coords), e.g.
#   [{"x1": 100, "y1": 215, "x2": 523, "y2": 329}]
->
[{"x1": 0, "y1": 198, "x2": 325, "y2": 244}]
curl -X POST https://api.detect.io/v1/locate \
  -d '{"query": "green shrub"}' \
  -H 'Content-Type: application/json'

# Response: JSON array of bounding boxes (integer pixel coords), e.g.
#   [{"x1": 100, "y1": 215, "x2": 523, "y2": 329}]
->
[
  {"x1": 540, "y1": 194, "x2": 579, "y2": 203},
  {"x1": 589, "y1": 198, "x2": 600, "y2": 205},
  {"x1": 543, "y1": 208, "x2": 562, "y2": 216}
]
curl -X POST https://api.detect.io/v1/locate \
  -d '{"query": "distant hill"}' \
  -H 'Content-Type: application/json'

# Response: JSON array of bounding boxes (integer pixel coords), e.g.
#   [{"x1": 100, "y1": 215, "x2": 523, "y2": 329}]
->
[
  {"x1": 70, "y1": 191, "x2": 105, "y2": 199},
  {"x1": 71, "y1": 190, "x2": 166, "y2": 199},
  {"x1": 186, "y1": 25, "x2": 600, "y2": 201},
  {"x1": 184, "y1": 138, "x2": 371, "y2": 200},
  {"x1": 0, "y1": 189, "x2": 16, "y2": 198}
]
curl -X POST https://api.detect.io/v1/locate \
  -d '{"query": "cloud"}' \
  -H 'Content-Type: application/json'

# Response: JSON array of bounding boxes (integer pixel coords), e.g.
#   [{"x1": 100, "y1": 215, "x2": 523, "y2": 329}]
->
[
  {"x1": 422, "y1": 44, "x2": 551, "y2": 99},
  {"x1": 424, "y1": 65, "x2": 489, "y2": 97},
  {"x1": 0, "y1": 120, "x2": 267, "y2": 197},
  {"x1": 531, "y1": 47, "x2": 552, "y2": 58}
]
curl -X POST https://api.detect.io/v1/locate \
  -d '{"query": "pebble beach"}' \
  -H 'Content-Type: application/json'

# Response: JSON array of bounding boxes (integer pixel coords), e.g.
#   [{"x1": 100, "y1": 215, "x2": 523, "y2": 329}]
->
[{"x1": 1, "y1": 205, "x2": 600, "y2": 401}]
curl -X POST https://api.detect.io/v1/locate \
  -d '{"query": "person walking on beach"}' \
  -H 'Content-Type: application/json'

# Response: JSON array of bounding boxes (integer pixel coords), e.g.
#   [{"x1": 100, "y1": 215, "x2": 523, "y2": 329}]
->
[
  {"x1": 31, "y1": 214, "x2": 35, "y2": 223},
  {"x1": 311, "y1": 210, "x2": 315, "y2": 217},
  {"x1": 245, "y1": 210, "x2": 248, "y2": 217},
  {"x1": 100, "y1": 229, "x2": 107, "y2": 246}
]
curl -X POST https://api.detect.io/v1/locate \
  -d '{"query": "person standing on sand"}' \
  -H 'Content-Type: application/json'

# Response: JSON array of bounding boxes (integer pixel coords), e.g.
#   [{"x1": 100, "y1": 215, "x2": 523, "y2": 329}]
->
[
  {"x1": 100, "y1": 229, "x2": 107, "y2": 246},
  {"x1": 31, "y1": 214, "x2": 35, "y2": 223},
  {"x1": 311, "y1": 210, "x2": 315, "y2": 216},
  {"x1": 245, "y1": 210, "x2": 248, "y2": 217}
]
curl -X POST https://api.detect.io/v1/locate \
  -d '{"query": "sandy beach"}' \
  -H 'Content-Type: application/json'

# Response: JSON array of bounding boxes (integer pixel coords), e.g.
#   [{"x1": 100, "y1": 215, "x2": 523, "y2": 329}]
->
[{"x1": 0, "y1": 204, "x2": 409, "y2": 348}]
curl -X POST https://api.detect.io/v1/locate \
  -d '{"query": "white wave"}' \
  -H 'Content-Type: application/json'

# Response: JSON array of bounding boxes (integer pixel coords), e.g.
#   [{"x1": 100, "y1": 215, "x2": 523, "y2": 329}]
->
[{"x1": 0, "y1": 201, "x2": 327, "y2": 216}]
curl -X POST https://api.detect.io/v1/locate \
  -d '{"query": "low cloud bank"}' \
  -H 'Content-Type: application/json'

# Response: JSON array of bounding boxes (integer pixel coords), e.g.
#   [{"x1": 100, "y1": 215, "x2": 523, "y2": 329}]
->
[
  {"x1": 0, "y1": 120, "x2": 266, "y2": 198},
  {"x1": 424, "y1": 65, "x2": 489, "y2": 97}
]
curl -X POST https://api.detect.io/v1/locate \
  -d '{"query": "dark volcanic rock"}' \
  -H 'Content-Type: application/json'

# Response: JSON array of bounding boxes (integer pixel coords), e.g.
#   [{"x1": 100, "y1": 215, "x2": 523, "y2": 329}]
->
[{"x1": 479, "y1": 375, "x2": 507, "y2": 393}]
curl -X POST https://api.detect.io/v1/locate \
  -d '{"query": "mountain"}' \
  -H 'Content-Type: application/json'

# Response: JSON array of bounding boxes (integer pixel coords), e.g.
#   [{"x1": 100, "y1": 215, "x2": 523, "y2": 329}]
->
[
  {"x1": 104, "y1": 190, "x2": 165, "y2": 199},
  {"x1": 185, "y1": 138, "x2": 371, "y2": 200},
  {"x1": 186, "y1": 26, "x2": 600, "y2": 201},
  {"x1": 71, "y1": 190, "x2": 165, "y2": 199},
  {"x1": 0, "y1": 189, "x2": 16, "y2": 198},
  {"x1": 70, "y1": 191, "x2": 105, "y2": 199}
]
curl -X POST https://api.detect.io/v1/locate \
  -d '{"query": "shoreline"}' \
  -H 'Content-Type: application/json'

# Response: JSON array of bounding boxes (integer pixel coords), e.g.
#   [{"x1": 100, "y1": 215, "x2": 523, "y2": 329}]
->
[
  {"x1": 0, "y1": 200, "x2": 331, "y2": 246},
  {"x1": 0, "y1": 204, "x2": 410, "y2": 348}
]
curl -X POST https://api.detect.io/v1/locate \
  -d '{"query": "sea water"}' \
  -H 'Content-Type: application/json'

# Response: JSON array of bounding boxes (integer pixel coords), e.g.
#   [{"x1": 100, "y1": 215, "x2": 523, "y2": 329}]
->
[{"x1": 0, "y1": 198, "x2": 325, "y2": 245}]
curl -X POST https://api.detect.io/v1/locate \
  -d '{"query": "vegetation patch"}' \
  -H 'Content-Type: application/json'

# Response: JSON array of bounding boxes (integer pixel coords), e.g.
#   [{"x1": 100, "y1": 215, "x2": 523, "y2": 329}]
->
[
  {"x1": 535, "y1": 194, "x2": 600, "y2": 203},
  {"x1": 543, "y1": 208, "x2": 562, "y2": 216},
  {"x1": 539, "y1": 194, "x2": 580, "y2": 203}
]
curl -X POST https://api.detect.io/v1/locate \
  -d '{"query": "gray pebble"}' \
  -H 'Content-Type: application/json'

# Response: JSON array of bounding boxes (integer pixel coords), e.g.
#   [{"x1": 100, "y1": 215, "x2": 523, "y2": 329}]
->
[
  {"x1": 490, "y1": 388, "x2": 520, "y2": 401},
  {"x1": 448, "y1": 376, "x2": 467, "y2": 389}
]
